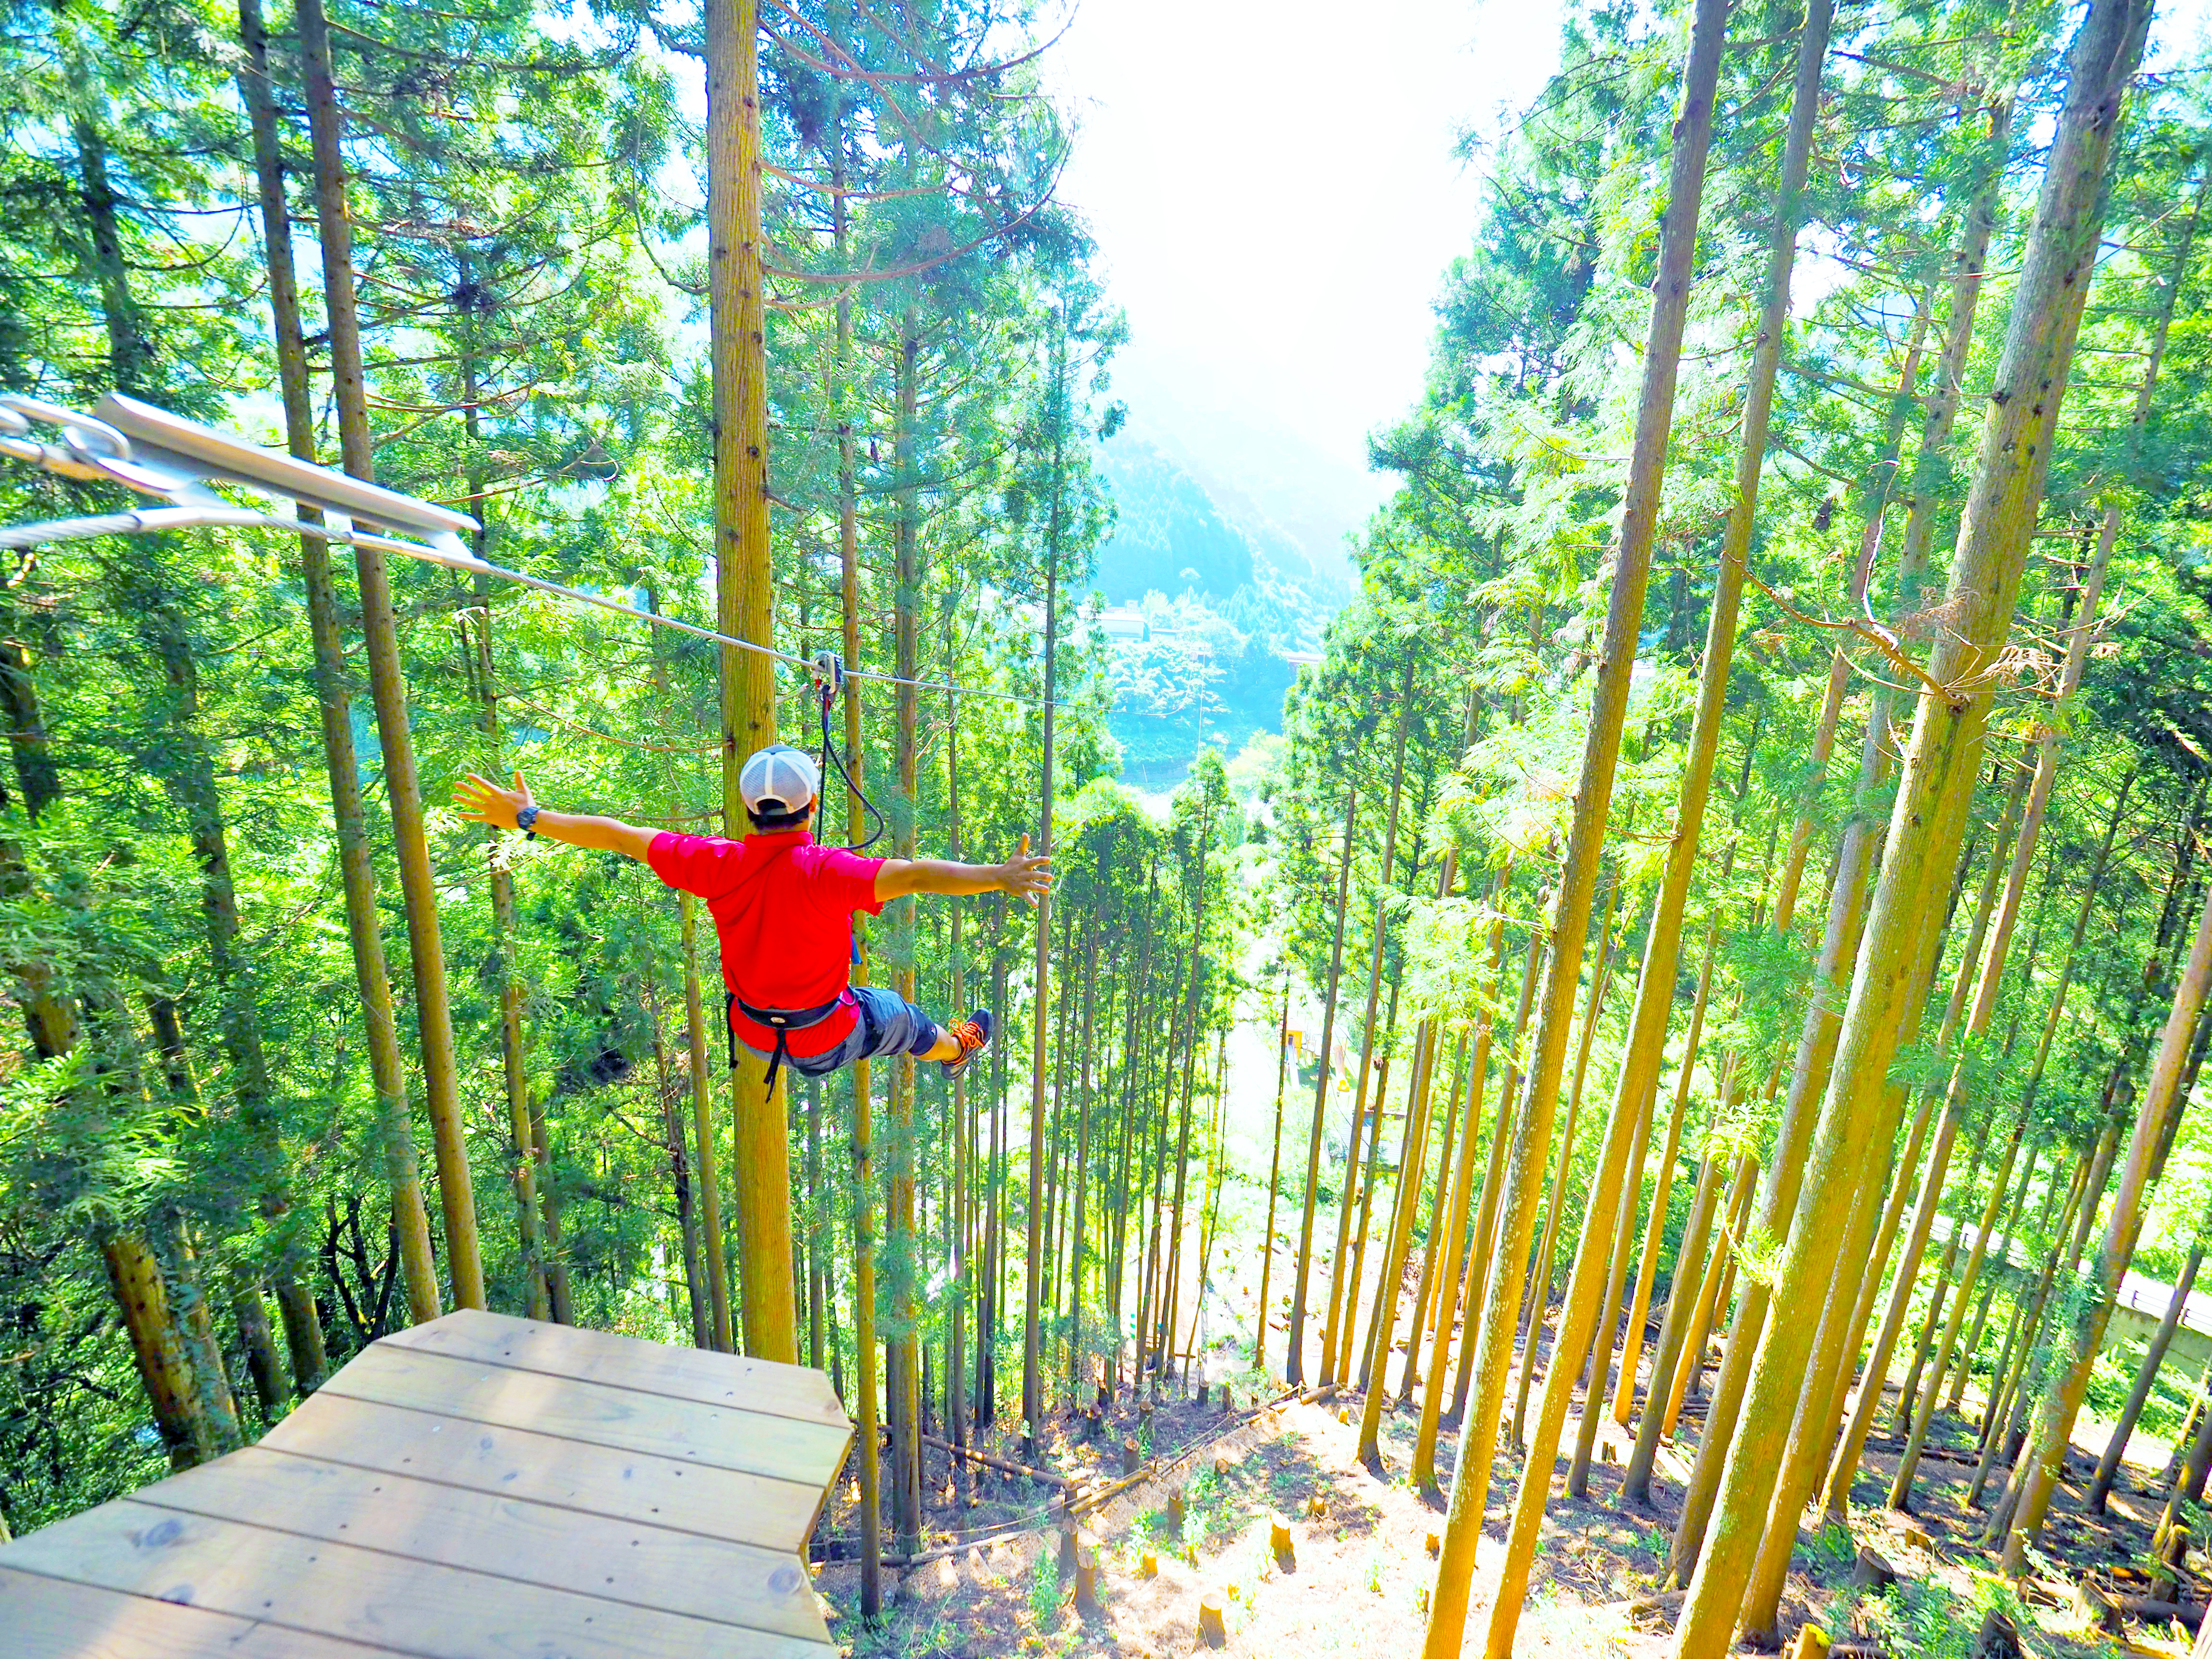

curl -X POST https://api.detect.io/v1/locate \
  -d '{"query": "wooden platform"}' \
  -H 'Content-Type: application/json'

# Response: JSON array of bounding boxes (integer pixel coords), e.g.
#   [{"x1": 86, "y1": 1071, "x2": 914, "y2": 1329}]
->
[{"x1": 0, "y1": 1309, "x2": 853, "y2": 1658}]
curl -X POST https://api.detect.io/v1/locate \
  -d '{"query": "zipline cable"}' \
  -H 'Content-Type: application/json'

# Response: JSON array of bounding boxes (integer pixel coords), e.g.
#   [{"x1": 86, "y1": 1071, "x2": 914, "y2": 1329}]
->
[{"x1": 0, "y1": 391, "x2": 1063, "y2": 714}]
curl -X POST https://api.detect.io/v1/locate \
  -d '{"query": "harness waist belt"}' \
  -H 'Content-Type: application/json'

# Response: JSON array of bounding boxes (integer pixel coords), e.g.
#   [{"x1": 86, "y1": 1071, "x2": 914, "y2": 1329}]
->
[{"x1": 727, "y1": 990, "x2": 847, "y2": 1094}]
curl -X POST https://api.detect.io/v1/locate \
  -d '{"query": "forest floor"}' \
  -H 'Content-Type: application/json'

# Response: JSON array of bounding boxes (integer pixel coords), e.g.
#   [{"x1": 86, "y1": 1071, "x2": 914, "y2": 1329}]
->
[{"x1": 812, "y1": 1333, "x2": 2202, "y2": 1659}]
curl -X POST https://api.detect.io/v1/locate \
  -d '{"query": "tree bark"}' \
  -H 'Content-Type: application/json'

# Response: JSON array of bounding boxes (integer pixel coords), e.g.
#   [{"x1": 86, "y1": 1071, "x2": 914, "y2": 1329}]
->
[
  {"x1": 1420, "y1": 3, "x2": 1728, "y2": 1648},
  {"x1": 1674, "y1": 0, "x2": 2152, "y2": 1641}
]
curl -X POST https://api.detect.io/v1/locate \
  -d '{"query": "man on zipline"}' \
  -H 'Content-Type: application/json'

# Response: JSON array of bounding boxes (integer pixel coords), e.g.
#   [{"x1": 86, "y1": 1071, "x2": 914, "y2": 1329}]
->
[{"x1": 455, "y1": 745, "x2": 1048, "y2": 1087}]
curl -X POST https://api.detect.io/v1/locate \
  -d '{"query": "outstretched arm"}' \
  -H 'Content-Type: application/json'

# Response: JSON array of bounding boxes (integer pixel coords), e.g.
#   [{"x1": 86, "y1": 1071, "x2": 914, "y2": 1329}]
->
[
  {"x1": 875, "y1": 833, "x2": 1051, "y2": 906},
  {"x1": 454, "y1": 771, "x2": 661, "y2": 864}
]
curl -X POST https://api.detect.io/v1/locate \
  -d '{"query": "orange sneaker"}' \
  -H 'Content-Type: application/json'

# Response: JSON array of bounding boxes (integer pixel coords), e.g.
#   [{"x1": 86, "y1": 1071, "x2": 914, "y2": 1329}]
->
[{"x1": 942, "y1": 1009, "x2": 992, "y2": 1080}]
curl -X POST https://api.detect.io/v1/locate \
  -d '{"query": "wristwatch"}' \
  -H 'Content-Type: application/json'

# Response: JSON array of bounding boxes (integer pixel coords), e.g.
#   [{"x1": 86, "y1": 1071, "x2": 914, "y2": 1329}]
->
[{"x1": 515, "y1": 805, "x2": 540, "y2": 840}]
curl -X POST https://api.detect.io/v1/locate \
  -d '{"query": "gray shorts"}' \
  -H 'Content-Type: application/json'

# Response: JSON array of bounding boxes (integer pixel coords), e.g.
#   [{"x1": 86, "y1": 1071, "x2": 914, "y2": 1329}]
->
[{"x1": 743, "y1": 985, "x2": 940, "y2": 1078}]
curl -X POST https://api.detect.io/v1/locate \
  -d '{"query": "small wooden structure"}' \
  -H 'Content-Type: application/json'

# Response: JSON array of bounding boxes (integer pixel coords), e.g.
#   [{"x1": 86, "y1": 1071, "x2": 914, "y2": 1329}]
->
[{"x1": 0, "y1": 1309, "x2": 853, "y2": 1658}]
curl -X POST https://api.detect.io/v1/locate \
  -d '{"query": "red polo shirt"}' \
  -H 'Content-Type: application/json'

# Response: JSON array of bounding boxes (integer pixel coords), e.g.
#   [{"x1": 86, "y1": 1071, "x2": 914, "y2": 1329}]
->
[{"x1": 647, "y1": 828, "x2": 887, "y2": 1058}]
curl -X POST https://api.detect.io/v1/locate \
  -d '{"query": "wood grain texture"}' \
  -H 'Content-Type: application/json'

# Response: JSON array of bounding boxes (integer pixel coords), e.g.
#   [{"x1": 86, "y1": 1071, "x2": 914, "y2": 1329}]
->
[
  {"x1": 0, "y1": 1563, "x2": 391, "y2": 1659},
  {"x1": 1, "y1": 1500, "x2": 829, "y2": 1659},
  {"x1": 318, "y1": 1344, "x2": 851, "y2": 1489},
  {"x1": 255, "y1": 1390, "x2": 828, "y2": 1551},
  {"x1": 380, "y1": 1310, "x2": 845, "y2": 1428},
  {"x1": 135, "y1": 1446, "x2": 828, "y2": 1640}
]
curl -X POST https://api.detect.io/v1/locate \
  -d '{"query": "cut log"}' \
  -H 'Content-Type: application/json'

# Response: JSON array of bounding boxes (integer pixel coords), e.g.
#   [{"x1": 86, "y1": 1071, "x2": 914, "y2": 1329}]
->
[{"x1": 921, "y1": 1434, "x2": 1069, "y2": 1487}]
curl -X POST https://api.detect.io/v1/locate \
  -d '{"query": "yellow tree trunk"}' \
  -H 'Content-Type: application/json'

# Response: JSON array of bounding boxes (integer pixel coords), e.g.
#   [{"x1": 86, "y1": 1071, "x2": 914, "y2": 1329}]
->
[
  {"x1": 1287, "y1": 788, "x2": 1359, "y2": 1386},
  {"x1": 1672, "y1": 0, "x2": 2151, "y2": 1642},
  {"x1": 1418, "y1": 3, "x2": 1727, "y2": 1648}
]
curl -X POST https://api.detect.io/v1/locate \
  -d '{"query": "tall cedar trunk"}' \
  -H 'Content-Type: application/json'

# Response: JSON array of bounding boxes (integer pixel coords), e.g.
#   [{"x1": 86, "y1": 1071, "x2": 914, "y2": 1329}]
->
[
  {"x1": 1803, "y1": 759, "x2": 2034, "y2": 1530},
  {"x1": 1257, "y1": 980, "x2": 1291, "y2": 1374},
  {"x1": 236, "y1": 0, "x2": 439, "y2": 1328},
  {"x1": 1322, "y1": 681, "x2": 1414, "y2": 1382},
  {"x1": 2003, "y1": 899, "x2": 2212, "y2": 1558},
  {"x1": 494, "y1": 854, "x2": 552, "y2": 1320},
  {"x1": 1414, "y1": 895, "x2": 1507, "y2": 1489},
  {"x1": 297, "y1": 0, "x2": 485, "y2": 1310},
  {"x1": 1514, "y1": 885, "x2": 1624, "y2": 1444},
  {"x1": 1421, "y1": 5, "x2": 1726, "y2": 1648},
  {"x1": 2090, "y1": 1234, "x2": 2205, "y2": 1510},
  {"x1": 1624, "y1": 1141, "x2": 1725, "y2": 1499},
  {"x1": 947, "y1": 695, "x2": 969, "y2": 1460},
  {"x1": 681, "y1": 894, "x2": 734, "y2": 1349},
  {"x1": 65, "y1": 48, "x2": 328, "y2": 1397},
  {"x1": 1337, "y1": 991, "x2": 1399, "y2": 1385},
  {"x1": 1022, "y1": 315, "x2": 1066, "y2": 1437},
  {"x1": 1673, "y1": 1, "x2": 2151, "y2": 1643},
  {"x1": 1067, "y1": 936, "x2": 1098, "y2": 1393},
  {"x1": 1287, "y1": 787, "x2": 1359, "y2": 1385},
  {"x1": 704, "y1": 0, "x2": 792, "y2": 1362},
  {"x1": 890, "y1": 311, "x2": 925, "y2": 1547},
  {"x1": 1401, "y1": 1039, "x2": 1469, "y2": 1399},
  {"x1": 1486, "y1": 6, "x2": 1824, "y2": 1638},
  {"x1": 1612, "y1": 906, "x2": 1724, "y2": 1427}
]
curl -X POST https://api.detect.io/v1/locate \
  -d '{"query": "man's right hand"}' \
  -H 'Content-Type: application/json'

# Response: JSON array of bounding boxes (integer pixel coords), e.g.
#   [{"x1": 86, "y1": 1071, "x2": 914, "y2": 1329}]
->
[{"x1": 998, "y1": 834, "x2": 1052, "y2": 906}]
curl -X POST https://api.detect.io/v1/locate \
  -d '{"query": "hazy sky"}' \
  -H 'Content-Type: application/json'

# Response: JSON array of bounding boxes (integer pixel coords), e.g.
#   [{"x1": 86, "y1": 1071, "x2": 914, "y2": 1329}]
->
[
  {"x1": 1043, "y1": 0, "x2": 2212, "y2": 527},
  {"x1": 1041, "y1": 0, "x2": 1568, "y2": 518}
]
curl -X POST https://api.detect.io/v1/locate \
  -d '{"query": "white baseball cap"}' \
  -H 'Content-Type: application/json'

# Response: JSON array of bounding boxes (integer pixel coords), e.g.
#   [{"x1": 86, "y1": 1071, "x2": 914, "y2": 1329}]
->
[{"x1": 739, "y1": 745, "x2": 820, "y2": 817}]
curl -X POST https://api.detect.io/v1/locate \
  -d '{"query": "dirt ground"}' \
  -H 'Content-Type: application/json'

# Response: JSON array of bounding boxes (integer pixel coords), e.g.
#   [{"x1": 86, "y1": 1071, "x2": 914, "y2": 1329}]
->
[{"x1": 811, "y1": 1322, "x2": 2205, "y2": 1659}]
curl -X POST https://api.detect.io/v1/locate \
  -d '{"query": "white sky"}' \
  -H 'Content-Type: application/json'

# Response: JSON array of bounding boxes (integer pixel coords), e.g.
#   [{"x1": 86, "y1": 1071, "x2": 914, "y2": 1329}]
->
[
  {"x1": 1041, "y1": 0, "x2": 2212, "y2": 529},
  {"x1": 1040, "y1": 0, "x2": 1569, "y2": 521}
]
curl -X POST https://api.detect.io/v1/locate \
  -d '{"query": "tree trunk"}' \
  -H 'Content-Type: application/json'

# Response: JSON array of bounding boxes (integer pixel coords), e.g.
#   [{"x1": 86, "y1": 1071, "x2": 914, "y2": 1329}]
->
[
  {"x1": 298, "y1": 0, "x2": 484, "y2": 1310},
  {"x1": 704, "y1": 0, "x2": 791, "y2": 1361},
  {"x1": 1421, "y1": 3, "x2": 1727, "y2": 1648},
  {"x1": 2090, "y1": 1237, "x2": 2206, "y2": 1512},
  {"x1": 1288, "y1": 789, "x2": 1359, "y2": 1386},
  {"x1": 1322, "y1": 681, "x2": 1415, "y2": 1384},
  {"x1": 1257, "y1": 980, "x2": 1292, "y2": 1375},
  {"x1": 1674, "y1": 0, "x2": 2152, "y2": 1641},
  {"x1": 236, "y1": 0, "x2": 439, "y2": 1329}
]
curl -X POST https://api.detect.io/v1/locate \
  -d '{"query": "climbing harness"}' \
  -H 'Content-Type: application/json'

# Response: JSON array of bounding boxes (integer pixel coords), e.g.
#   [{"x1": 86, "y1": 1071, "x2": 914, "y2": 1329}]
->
[
  {"x1": 723, "y1": 989, "x2": 843, "y2": 1094},
  {"x1": 0, "y1": 392, "x2": 1056, "y2": 710}
]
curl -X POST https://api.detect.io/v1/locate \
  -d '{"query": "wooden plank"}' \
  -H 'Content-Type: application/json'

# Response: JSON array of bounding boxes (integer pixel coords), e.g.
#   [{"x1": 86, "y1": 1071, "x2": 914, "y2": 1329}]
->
[
  {"x1": 135, "y1": 1446, "x2": 828, "y2": 1642},
  {"x1": 379, "y1": 1311, "x2": 846, "y2": 1430},
  {"x1": 0, "y1": 1501, "x2": 830, "y2": 1659},
  {"x1": 0, "y1": 1563, "x2": 397, "y2": 1659},
  {"x1": 318, "y1": 1345, "x2": 851, "y2": 1490},
  {"x1": 258, "y1": 1392, "x2": 827, "y2": 1553}
]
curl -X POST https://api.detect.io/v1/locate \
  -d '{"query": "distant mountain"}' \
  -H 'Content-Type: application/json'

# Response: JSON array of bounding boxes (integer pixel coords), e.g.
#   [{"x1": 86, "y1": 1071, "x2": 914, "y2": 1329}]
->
[
  {"x1": 1089, "y1": 434, "x2": 1347, "y2": 785},
  {"x1": 1092, "y1": 439, "x2": 1253, "y2": 601}
]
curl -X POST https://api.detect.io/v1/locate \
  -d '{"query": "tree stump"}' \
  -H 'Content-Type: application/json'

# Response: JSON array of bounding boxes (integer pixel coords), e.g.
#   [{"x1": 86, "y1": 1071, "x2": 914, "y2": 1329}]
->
[
  {"x1": 1122, "y1": 1437, "x2": 1142, "y2": 1476},
  {"x1": 1058, "y1": 1521, "x2": 1081, "y2": 1578},
  {"x1": 1270, "y1": 1514, "x2": 1295, "y2": 1569},
  {"x1": 1971, "y1": 1609, "x2": 2023, "y2": 1659},
  {"x1": 1198, "y1": 1596, "x2": 1227, "y2": 1648},
  {"x1": 1196, "y1": 1382, "x2": 1210, "y2": 1406},
  {"x1": 1073, "y1": 1546, "x2": 1103, "y2": 1615},
  {"x1": 1425, "y1": 1530, "x2": 1442, "y2": 1558},
  {"x1": 2156, "y1": 1526, "x2": 2192, "y2": 1601},
  {"x1": 1214, "y1": 1453, "x2": 1233, "y2": 1479},
  {"x1": 1139, "y1": 1547, "x2": 1159, "y2": 1579},
  {"x1": 1786, "y1": 1624, "x2": 1830, "y2": 1659},
  {"x1": 1851, "y1": 1546, "x2": 1897, "y2": 1593},
  {"x1": 1337, "y1": 1406, "x2": 1352, "y2": 1425},
  {"x1": 1307, "y1": 1495, "x2": 1328, "y2": 1521},
  {"x1": 2076, "y1": 1578, "x2": 2123, "y2": 1635},
  {"x1": 1166, "y1": 1489, "x2": 1187, "y2": 1533}
]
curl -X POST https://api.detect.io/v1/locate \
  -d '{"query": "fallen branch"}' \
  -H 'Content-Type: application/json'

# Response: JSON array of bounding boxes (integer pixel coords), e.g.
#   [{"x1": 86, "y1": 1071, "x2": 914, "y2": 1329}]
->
[{"x1": 921, "y1": 1433, "x2": 1069, "y2": 1488}]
